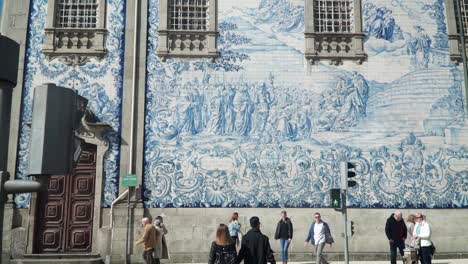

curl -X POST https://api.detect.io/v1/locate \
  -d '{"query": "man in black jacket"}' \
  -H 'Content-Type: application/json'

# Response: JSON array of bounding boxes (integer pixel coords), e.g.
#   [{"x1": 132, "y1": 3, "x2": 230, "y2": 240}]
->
[
  {"x1": 385, "y1": 211, "x2": 407, "y2": 264},
  {"x1": 237, "y1": 216, "x2": 276, "y2": 264}
]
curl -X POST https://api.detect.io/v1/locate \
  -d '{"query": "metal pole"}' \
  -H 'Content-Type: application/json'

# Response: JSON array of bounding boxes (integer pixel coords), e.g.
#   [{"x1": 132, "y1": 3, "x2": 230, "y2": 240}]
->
[
  {"x1": 125, "y1": 188, "x2": 131, "y2": 264},
  {"x1": 0, "y1": 35, "x2": 20, "y2": 263},
  {"x1": 0, "y1": 171, "x2": 11, "y2": 263},
  {"x1": 455, "y1": 0, "x2": 468, "y2": 116},
  {"x1": 342, "y1": 189, "x2": 349, "y2": 264},
  {"x1": 0, "y1": 80, "x2": 14, "y2": 264}
]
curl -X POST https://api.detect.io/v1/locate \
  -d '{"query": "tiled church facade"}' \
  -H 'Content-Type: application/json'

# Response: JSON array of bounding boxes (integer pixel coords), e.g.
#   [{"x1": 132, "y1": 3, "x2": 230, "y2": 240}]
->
[{"x1": 1, "y1": 0, "x2": 467, "y2": 262}]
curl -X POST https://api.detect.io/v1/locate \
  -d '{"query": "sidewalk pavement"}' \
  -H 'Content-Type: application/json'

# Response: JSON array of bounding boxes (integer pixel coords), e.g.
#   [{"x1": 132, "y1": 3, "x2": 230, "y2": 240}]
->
[
  {"x1": 281, "y1": 261, "x2": 468, "y2": 264},
  {"x1": 179, "y1": 261, "x2": 468, "y2": 264}
]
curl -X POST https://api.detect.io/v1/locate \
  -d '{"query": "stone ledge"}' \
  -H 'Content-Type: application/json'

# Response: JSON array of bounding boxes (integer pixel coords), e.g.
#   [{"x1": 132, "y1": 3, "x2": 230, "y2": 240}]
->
[{"x1": 100, "y1": 252, "x2": 468, "y2": 263}]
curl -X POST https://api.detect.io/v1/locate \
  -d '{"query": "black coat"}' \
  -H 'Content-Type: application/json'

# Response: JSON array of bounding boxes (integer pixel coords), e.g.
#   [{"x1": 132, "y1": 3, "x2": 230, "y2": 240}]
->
[
  {"x1": 385, "y1": 214, "x2": 407, "y2": 242},
  {"x1": 237, "y1": 228, "x2": 276, "y2": 264},
  {"x1": 274, "y1": 217, "x2": 293, "y2": 240},
  {"x1": 208, "y1": 241, "x2": 237, "y2": 264}
]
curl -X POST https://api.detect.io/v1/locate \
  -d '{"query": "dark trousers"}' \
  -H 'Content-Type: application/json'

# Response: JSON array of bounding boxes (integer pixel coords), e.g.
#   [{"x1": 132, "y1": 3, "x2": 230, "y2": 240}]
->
[
  {"x1": 389, "y1": 240, "x2": 405, "y2": 264},
  {"x1": 419, "y1": 246, "x2": 432, "y2": 264},
  {"x1": 142, "y1": 249, "x2": 154, "y2": 264}
]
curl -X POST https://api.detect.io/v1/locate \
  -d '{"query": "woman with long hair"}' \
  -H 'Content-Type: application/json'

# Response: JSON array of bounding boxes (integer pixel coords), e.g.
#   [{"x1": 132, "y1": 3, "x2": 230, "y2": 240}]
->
[
  {"x1": 405, "y1": 214, "x2": 417, "y2": 264},
  {"x1": 228, "y1": 212, "x2": 242, "y2": 247},
  {"x1": 208, "y1": 224, "x2": 237, "y2": 264}
]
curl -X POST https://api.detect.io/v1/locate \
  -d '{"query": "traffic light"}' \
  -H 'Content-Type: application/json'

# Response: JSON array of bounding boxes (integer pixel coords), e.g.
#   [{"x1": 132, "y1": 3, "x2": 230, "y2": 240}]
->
[
  {"x1": 341, "y1": 161, "x2": 357, "y2": 189},
  {"x1": 330, "y1": 188, "x2": 341, "y2": 208},
  {"x1": 347, "y1": 220, "x2": 355, "y2": 237},
  {"x1": 28, "y1": 84, "x2": 88, "y2": 175}
]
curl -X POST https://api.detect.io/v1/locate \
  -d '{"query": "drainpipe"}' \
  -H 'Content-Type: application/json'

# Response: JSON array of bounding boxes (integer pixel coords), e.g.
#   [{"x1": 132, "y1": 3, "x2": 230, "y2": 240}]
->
[
  {"x1": 125, "y1": 0, "x2": 141, "y2": 263},
  {"x1": 455, "y1": 0, "x2": 468, "y2": 116},
  {"x1": 108, "y1": 189, "x2": 129, "y2": 262}
]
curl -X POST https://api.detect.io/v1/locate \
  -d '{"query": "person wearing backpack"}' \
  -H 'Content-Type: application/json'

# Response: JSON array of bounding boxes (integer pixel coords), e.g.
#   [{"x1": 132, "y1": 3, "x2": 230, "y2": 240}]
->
[{"x1": 208, "y1": 224, "x2": 237, "y2": 264}]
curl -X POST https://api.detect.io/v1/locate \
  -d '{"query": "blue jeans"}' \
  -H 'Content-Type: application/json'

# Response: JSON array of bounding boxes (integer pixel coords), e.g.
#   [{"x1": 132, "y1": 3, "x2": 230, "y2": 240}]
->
[
  {"x1": 420, "y1": 246, "x2": 432, "y2": 264},
  {"x1": 279, "y1": 239, "x2": 290, "y2": 262}
]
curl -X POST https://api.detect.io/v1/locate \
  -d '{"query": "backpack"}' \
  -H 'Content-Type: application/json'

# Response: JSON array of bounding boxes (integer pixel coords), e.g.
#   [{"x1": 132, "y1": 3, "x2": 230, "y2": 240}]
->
[{"x1": 214, "y1": 247, "x2": 236, "y2": 264}]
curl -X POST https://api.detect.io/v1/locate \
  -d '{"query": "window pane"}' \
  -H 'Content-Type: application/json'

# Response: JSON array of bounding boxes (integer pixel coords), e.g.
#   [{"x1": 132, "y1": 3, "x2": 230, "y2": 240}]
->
[
  {"x1": 314, "y1": 0, "x2": 353, "y2": 33},
  {"x1": 169, "y1": 0, "x2": 210, "y2": 31},
  {"x1": 56, "y1": 0, "x2": 98, "y2": 28},
  {"x1": 455, "y1": 0, "x2": 468, "y2": 34}
]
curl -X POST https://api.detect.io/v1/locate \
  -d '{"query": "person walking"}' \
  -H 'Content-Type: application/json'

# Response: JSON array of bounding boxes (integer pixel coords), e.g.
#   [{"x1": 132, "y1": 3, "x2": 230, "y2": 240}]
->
[
  {"x1": 304, "y1": 212, "x2": 334, "y2": 264},
  {"x1": 404, "y1": 214, "x2": 417, "y2": 264},
  {"x1": 385, "y1": 211, "x2": 407, "y2": 264},
  {"x1": 136, "y1": 217, "x2": 157, "y2": 264},
  {"x1": 228, "y1": 212, "x2": 242, "y2": 248},
  {"x1": 237, "y1": 216, "x2": 276, "y2": 264},
  {"x1": 153, "y1": 215, "x2": 169, "y2": 264},
  {"x1": 274, "y1": 211, "x2": 293, "y2": 264},
  {"x1": 414, "y1": 213, "x2": 432, "y2": 264},
  {"x1": 208, "y1": 224, "x2": 237, "y2": 264}
]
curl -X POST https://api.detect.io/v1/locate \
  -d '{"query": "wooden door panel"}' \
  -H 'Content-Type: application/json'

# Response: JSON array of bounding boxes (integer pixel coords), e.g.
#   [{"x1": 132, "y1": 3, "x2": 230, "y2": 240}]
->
[
  {"x1": 34, "y1": 143, "x2": 96, "y2": 254},
  {"x1": 72, "y1": 172, "x2": 95, "y2": 196},
  {"x1": 47, "y1": 176, "x2": 66, "y2": 196},
  {"x1": 40, "y1": 228, "x2": 63, "y2": 252},
  {"x1": 78, "y1": 150, "x2": 96, "y2": 167},
  {"x1": 69, "y1": 200, "x2": 93, "y2": 224},
  {"x1": 43, "y1": 201, "x2": 65, "y2": 224},
  {"x1": 66, "y1": 227, "x2": 92, "y2": 252}
]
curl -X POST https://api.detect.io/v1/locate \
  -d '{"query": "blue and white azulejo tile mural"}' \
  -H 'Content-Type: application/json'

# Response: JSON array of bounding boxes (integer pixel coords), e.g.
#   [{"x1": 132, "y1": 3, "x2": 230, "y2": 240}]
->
[
  {"x1": 144, "y1": 0, "x2": 468, "y2": 208},
  {"x1": 15, "y1": 0, "x2": 126, "y2": 208}
]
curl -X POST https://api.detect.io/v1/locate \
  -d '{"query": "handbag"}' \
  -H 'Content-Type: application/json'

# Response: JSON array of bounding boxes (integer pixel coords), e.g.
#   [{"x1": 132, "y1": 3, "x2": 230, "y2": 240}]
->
[{"x1": 430, "y1": 242, "x2": 436, "y2": 257}]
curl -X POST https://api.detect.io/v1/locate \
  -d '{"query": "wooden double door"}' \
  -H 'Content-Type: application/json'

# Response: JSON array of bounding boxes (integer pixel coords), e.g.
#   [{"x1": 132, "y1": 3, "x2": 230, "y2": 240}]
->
[{"x1": 34, "y1": 143, "x2": 97, "y2": 254}]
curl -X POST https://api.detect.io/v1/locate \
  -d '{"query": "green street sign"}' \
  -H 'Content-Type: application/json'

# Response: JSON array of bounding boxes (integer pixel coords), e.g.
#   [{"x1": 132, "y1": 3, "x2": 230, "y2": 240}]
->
[{"x1": 122, "y1": 174, "x2": 137, "y2": 187}]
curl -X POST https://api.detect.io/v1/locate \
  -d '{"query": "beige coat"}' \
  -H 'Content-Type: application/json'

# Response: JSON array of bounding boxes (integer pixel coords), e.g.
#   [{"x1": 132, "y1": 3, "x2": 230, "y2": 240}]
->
[
  {"x1": 136, "y1": 224, "x2": 157, "y2": 251},
  {"x1": 153, "y1": 224, "x2": 169, "y2": 259}
]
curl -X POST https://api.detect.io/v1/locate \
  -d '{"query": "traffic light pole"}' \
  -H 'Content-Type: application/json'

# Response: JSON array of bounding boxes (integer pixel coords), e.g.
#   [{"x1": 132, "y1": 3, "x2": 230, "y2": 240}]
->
[
  {"x1": 342, "y1": 189, "x2": 350, "y2": 264},
  {"x1": 0, "y1": 34, "x2": 19, "y2": 261}
]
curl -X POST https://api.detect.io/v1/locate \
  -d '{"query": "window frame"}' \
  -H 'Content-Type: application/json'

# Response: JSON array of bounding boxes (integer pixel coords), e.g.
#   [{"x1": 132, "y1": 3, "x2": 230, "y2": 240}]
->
[
  {"x1": 157, "y1": 0, "x2": 219, "y2": 61},
  {"x1": 305, "y1": 0, "x2": 367, "y2": 65},
  {"x1": 42, "y1": 0, "x2": 107, "y2": 65},
  {"x1": 446, "y1": 0, "x2": 468, "y2": 63}
]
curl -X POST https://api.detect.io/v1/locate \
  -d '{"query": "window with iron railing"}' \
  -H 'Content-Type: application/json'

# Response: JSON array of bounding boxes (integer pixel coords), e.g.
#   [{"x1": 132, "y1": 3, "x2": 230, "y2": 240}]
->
[
  {"x1": 43, "y1": 0, "x2": 107, "y2": 66},
  {"x1": 158, "y1": 0, "x2": 218, "y2": 60},
  {"x1": 314, "y1": 0, "x2": 353, "y2": 33},
  {"x1": 169, "y1": 0, "x2": 210, "y2": 31},
  {"x1": 446, "y1": 0, "x2": 468, "y2": 63},
  {"x1": 55, "y1": 0, "x2": 98, "y2": 29},
  {"x1": 305, "y1": 0, "x2": 366, "y2": 65}
]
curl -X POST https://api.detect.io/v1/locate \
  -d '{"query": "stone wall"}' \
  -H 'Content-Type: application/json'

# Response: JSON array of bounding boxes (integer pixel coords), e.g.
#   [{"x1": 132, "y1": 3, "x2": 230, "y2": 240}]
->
[{"x1": 107, "y1": 207, "x2": 468, "y2": 262}]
